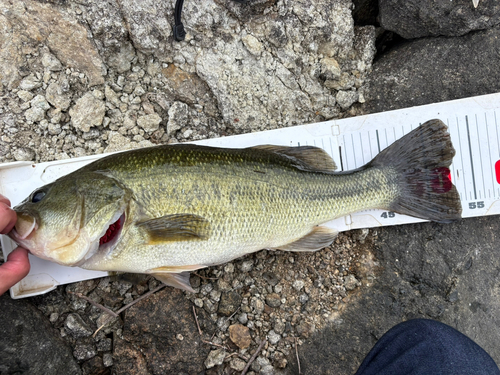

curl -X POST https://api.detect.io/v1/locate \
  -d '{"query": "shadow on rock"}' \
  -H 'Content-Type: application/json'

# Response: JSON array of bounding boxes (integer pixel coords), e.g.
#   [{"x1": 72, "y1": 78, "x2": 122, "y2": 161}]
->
[
  {"x1": 0, "y1": 294, "x2": 81, "y2": 375},
  {"x1": 286, "y1": 216, "x2": 500, "y2": 374}
]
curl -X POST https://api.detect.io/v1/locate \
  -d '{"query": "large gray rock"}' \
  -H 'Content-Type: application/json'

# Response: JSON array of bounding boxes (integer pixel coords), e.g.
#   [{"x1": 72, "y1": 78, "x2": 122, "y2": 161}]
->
[
  {"x1": 379, "y1": 0, "x2": 500, "y2": 38},
  {"x1": 363, "y1": 27, "x2": 500, "y2": 114},
  {"x1": 287, "y1": 216, "x2": 500, "y2": 374},
  {"x1": 0, "y1": 295, "x2": 81, "y2": 375},
  {"x1": 0, "y1": 1, "x2": 104, "y2": 89}
]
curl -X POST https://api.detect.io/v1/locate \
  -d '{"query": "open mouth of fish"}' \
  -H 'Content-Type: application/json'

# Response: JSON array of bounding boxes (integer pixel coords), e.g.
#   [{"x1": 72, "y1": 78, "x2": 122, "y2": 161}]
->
[{"x1": 11, "y1": 212, "x2": 125, "y2": 255}]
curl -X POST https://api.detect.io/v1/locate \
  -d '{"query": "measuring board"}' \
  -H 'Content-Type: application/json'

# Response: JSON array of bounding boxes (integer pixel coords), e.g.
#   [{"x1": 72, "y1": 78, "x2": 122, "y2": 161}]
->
[{"x1": 1, "y1": 92, "x2": 499, "y2": 298}]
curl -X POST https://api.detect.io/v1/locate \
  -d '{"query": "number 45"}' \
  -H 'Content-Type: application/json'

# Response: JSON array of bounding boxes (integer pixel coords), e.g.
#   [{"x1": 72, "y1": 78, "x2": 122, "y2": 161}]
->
[
  {"x1": 469, "y1": 201, "x2": 485, "y2": 209},
  {"x1": 380, "y1": 211, "x2": 395, "y2": 219}
]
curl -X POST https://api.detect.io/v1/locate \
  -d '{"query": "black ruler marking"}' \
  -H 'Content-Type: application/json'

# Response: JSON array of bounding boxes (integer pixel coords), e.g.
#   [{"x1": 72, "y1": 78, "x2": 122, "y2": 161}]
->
[
  {"x1": 376, "y1": 130, "x2": 381, "y2": 154},
  {"x1": 456, "y1": 118, "x2": 468, "y2": 197},
  {"x1": 466, "y1": 116, "x2": 478, "y2": 200},
  {"x1": 476, "y1": 115, "x2": 486, "y2": 197}
]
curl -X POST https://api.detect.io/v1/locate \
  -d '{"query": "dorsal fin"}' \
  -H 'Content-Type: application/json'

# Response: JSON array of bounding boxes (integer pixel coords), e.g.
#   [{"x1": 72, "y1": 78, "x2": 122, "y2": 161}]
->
[{"x1": 249, "y1": 145, "x2": 337, "y2": 172}]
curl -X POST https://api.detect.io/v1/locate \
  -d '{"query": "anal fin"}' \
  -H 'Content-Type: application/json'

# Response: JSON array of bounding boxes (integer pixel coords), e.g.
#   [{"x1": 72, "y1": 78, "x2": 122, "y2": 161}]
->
[{"x1": 274, "y1": 226, "x2": 338, "y2": 252}]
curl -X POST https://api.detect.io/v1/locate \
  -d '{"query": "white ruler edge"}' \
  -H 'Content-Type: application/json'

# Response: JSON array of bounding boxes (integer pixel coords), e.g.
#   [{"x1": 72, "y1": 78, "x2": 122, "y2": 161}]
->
[{"x1": 2, "y1": 92, "x2": 499, "y2": 298}]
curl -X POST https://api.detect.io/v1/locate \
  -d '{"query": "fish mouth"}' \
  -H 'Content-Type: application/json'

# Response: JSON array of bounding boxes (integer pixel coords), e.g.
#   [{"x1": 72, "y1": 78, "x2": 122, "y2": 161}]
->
[{"x1": 11, "y1": 212, "x2": 37, "y2": 241}]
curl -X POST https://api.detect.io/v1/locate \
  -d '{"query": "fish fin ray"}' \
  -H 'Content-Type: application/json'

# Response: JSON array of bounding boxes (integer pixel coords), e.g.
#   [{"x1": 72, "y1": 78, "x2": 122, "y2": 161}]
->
[
  {"x1": 137, "y1": 214, "x2": 210, "y2": 244},
  {"x1": 370, "y1": 119, "x2": 462, "y2": 223},
  {"x1": 274, "y1": 226, "x2": 338, "y2": 252},
  {"x1": 152, "y1": 272, "x2": 195, "y2": 293},
  {"x1": 148, "y1": 264, "x2": 207, "y2": 273},
  {"x1": 249, "y1": 145, "x2": 337, "y2": 172}
]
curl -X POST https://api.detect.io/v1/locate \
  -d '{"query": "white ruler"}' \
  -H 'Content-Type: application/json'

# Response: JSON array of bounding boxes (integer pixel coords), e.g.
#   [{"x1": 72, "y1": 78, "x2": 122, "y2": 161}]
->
[{"x1": 2, "y1": 92, "x2": 500, "y2": 298}]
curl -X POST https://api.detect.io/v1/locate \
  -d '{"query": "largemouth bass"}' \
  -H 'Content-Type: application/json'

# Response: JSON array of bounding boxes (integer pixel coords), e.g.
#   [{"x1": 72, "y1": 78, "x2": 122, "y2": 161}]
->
[{"x1": 8, "y1": 119, "x2": 462, "y2": 291}]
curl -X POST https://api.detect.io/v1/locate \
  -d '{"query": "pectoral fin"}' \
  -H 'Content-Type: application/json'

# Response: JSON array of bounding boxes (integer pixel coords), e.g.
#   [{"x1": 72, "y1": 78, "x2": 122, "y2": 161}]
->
[
  {"x1": 137, "y1": 214, "x2": 210, "y2": 245},
  {"x1": 153, "y1": 272, "x2": 195, "y2": 293},
  {"x1": 274, "y1": 226, "x2": 338, "y2": 252}
]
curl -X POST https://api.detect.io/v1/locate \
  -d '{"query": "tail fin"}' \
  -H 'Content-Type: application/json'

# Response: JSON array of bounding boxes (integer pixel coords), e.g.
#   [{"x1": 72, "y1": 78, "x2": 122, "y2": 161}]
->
[{"x1": 370, "y1": 119, "x2": 462, "y2": 223}]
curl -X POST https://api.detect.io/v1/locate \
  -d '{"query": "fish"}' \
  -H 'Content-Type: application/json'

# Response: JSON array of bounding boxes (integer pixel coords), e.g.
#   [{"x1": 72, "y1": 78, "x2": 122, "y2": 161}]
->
[{"x1": 7, "y1": 119, "x2": 462, "y2": 292}]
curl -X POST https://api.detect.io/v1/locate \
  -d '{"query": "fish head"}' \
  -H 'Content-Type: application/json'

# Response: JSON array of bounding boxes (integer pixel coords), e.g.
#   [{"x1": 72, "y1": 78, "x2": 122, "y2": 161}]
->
[{"x1": 8, "y1": 171, "x2": 131, "y2": 266}]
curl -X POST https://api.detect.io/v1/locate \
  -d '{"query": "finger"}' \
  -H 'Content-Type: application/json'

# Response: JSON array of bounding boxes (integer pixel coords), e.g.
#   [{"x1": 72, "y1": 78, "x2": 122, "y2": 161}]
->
[
  {"x1": 0, "y1": 247, "x2": 31, "y2": 296},
  {"x1": 0, "y1": 194, "x2": 11, "y2": 206},
  {"x1": 0, "y1": 202, "x2": 17, "y2": 234}
]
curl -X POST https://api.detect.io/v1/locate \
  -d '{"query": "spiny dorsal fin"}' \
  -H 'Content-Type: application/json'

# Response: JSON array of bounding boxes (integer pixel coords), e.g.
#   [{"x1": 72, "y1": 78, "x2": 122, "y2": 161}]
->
[
  {"x1": 137, "y1": 214, "x2": 210, "y2": 245},
  {"x1": 273, "y1": 226, "x2": 339, "y2": 252},
  {"x1": 249, "y1": 145, "x2": 337, "y2": 172}
]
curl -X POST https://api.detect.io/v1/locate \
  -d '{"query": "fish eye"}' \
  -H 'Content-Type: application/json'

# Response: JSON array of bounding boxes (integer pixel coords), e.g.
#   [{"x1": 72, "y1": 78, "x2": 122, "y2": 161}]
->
[{"x1": 31, "y1": 190, "x2": 46, "y2": 203}]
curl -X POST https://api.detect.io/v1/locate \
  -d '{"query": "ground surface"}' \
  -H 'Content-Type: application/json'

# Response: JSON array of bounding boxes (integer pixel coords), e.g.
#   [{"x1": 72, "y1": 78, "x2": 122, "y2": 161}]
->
[{"x1": 1, "y1": 0, "x2": 500, "y2": 374}]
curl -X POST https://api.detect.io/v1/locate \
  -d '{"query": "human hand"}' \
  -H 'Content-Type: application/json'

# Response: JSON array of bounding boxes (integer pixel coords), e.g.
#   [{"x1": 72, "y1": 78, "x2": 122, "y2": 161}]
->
[{"x1": 0, "y1": 195, "x2": 30, "y2": 296}]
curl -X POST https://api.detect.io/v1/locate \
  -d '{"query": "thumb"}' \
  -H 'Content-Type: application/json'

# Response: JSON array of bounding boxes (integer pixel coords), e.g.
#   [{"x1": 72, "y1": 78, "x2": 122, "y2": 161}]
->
[{"x1": 0, "y1": 247, "x2": 31, "y2": 296}]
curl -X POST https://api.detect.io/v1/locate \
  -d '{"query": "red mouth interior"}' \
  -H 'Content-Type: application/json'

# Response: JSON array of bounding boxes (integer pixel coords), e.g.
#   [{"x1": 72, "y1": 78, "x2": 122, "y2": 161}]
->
[{"x1": 99, "y1": 216, "x2": 123, "y2": 246}]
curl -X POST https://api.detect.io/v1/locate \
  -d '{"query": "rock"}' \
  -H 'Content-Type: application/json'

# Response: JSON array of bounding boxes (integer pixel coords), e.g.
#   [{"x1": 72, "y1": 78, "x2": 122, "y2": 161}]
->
[
  {"x1": 344, "y1": 274, "x2": 359, "y2": 291},
  {"x1": 239, "y1": 260, "x2": 254, "y2": 272},
  {"x1": 229, "y1": 324, "x2": 252, "y2": 349},
  {"x1": 118, "y1": 288, "x2": 213, "y2": 374},
  {"x1": 267, "y1": 330, "x2": 281, "y2": 345},
  {"x1": 291, "y1": 217, "x2": 500, "y2": 373},
  {"x1": 25, "y1": 95, "x2": 51, "y2": 122},
  {"x1": 113, "y1": 338, "x2": 150, "y2": 375},
  {"x1": 46, "y1": 81, "x2": 72, "y2": 111},
  {"x1": 336, "y1": 90, "x2": 359, "y2": 110},
  {"x1": 102, "y1": 352, "x2": 113, "y2": 367},
  {"x1": 19, "y1": 74, "x2": 42, "y2": 91},
  {"x1": 166, "y1": 101, "x2": 189, "y2": 135},
  {"x1": 204, "y1": 349, "x2": 226, "y2": 369},
  {"x1": 230, "y1": 357, "x2": 247, "y2": 371},
  {"x1": 292, "y1": 280, "x2": 305, "y2": 292},
  {"x1": 65, "y1": 313, "x2": 93, "y2": 338},
  {"x1": 81, "y1": 355, "x2": 106, "y2": 375},
  {"x1": 73, "y1": 338, "x2": 97, "y2": 361},
  {"x1": 320, "y1": 57, "x2": 341, "y2": 80},
  {"x1": 0, "y1": 1, "x2": 104, "y2": 88},
  {"x1": 296, "y1": 321, "x2": 315, "y2": 338},
  {"x1": 115, "y1": 0, "x2": 172, "y2": 55},
  {"x1": 299, "y1": 293, "x2": 309, "y2": 304},
  {"x1": 42, "y1": 52, "x2": 63, "y2": 71},
  {"x1": 379, "y1": 0, "x2": 500, "y2": 39},
  {"x1": 265, "y1": 293, "x2": 281, "y2": 308},
  {"x1": 250, "y1": 297, "x2": 265, "y2": 315},
  {"x1": 107, "y1": 42, "x2": 136, "y2": 73},
  {"x1": 70, "y1": 92, "x2": 106, "y2": 132},
  {"x1": 242, "y1": 34, "x2": 264, "y2": 56},
  {"x1": 238, "y1": 313, "x2": 248, "y2": 325},
  {"x1": 137, "y1": 113, "x2": 162, "y2": 133},
  {"x1": 161, "y1": 64, "x2": 212, "y2": 105},
  {"x1": 218, "y1": 291, "x2": 242, "y2": 316},
  {"x1": 13, "y1": 147, "x2": 35, "y2": 161},
  {"x1": 274, "y1": 320, "x2": 286, "y2": 335},
  {"x1": 17, "y1": 90, "x2": 34, "y2": 102},
  {"x1": 0, "y1": 294, "x2": 81, "y2": 375},
  {"x1": 364, "y1": 27, "x2": 500, "y2": 113}
]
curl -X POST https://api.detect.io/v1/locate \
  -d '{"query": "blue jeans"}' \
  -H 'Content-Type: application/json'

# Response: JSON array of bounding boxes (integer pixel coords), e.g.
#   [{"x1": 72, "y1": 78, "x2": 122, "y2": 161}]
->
[{"x1": 356, "y1": 319, "x2": 500, "y2": 375}]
